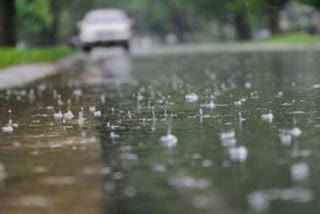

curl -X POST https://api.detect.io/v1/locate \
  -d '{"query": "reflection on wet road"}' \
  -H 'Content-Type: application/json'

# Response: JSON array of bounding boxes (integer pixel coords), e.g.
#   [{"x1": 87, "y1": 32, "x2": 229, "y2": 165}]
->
[{"x1": 2, "y1": 47, "x2": 320, "y2": 213}]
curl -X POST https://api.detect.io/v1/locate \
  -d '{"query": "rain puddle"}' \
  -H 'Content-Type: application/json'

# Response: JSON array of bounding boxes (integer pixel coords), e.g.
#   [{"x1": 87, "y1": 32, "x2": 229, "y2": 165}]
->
[{"x1": 1, "y1": 48, "x2": 320, "y2": 214}]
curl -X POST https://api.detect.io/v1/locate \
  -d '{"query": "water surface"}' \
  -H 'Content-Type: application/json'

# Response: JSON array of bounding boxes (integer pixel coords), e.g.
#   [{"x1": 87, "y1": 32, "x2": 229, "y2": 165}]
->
[{"x1": 1, "y1": 48, "x2": 320, "y2": 214}]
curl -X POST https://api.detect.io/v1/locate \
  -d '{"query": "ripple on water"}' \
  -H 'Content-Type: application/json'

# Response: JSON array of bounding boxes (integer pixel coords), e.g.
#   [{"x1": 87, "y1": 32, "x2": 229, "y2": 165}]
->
[
  {"x1": 168, "y1": 173, "x2": 209, "y2": 190},
  {"x1": 159, "y1": 134, "x2": 178, "y2": 148},
  {"x1": 13, "y1": 195, "x2": 50, "y2": 208},
  {"x1": 248, "y1": 188, "x2": 313, "y2": 212},
  {"x1": 220, "y1": 130, "x2": 236, "y2": 147},
  {"x1": 228, "y1": 146, "x2": 248, "y2": 162},
  {"x1": 291, "y1": 162, "x2": 309, "y2": 181},
  {"x1": 185, "y1": 93, "x2": 199, "y2": 103},
  {"x1": 42, "y1": 176, "x2": 76, "y2": 186}
]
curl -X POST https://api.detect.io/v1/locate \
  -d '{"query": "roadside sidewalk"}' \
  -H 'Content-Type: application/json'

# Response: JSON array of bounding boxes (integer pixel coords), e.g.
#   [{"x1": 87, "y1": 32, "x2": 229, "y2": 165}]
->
[
  {"x1": 133, "y1": 43, "x2": 320, "y2": 57},
  {"x1": 0, "y1": 54, "x2": 83, "y2": 90}
]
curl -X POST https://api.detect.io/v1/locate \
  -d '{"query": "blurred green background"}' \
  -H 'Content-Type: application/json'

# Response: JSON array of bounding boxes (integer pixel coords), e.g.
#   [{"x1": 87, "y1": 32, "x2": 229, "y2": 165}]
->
[{"x1": 0, "y1": 0, "x2": 320, "y2": 47}]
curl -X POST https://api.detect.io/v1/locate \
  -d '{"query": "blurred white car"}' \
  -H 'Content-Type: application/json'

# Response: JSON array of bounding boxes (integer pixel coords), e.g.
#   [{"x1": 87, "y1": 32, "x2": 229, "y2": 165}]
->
[{"x1": 79, "y1": 9, "x2": 132, "y2": 52}]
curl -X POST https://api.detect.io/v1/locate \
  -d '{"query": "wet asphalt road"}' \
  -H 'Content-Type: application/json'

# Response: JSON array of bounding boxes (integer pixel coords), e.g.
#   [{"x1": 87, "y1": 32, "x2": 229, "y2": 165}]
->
[{"x1": 1, "y1": 47, "x2": 320, "y2": 214}]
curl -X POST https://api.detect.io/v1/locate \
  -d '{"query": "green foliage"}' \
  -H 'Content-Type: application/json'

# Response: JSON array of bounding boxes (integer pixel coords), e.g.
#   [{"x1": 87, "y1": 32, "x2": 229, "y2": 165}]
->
[
  {"x1": 300, "y1": 0, "x2": 320, "y2": 9},
  {"x1": 17, "y1": 0, "x2": 51, "y2": 33},
  {"x1": 0, "y1": 47, "x2": 75, "y2": 68},
  {"x1": 13, "y1": 0, "x2": 320, "y2": 44},
  {"x1": 266, "y1": 33, "x2": 320, "y2": 43}
]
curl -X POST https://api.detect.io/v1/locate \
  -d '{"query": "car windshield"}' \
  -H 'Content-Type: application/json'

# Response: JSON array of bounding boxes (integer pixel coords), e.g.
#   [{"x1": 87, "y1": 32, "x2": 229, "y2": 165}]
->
[{"x1": 84, "y1": 12, "x2": 126, "y2": 24}]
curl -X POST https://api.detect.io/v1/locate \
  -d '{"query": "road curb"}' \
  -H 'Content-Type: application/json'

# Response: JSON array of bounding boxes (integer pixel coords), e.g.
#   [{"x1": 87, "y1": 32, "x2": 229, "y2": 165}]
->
[{"x1": 0, "y1": 54, "x2": 83, "y2": 90}]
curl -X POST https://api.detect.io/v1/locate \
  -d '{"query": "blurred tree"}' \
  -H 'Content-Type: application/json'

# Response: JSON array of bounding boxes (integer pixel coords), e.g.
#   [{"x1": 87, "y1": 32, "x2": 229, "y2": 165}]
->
[
  {"x1": 0, "y1": 0, "x2": 16, "y2": 46},
  {"x1": 17, "y1": 0, "x2": 78, "y2": 45},
  {"x1": 48, "y1": 0, "x2": 77, "y2": 44},
  {"x1": 300, "y1": 0, "x2": 320, "y2": 34},
  {"x1": 263, "y1": 0, "x2": 289, "y2": 35},
  {"x1": 163, "y1": 0, "x2": 188, "y2": 42},
  {"x1": 184, "y1": 0, "x2": 253, "y2": 40},
  {"x1": 264, "y1": 0, "x2": 288, "y2": 6},
  {"x1": 14, "y1": 0, "x2": 320, "y2": 46},
  {"x1": 301, "y1": 0, "x2": 320, "y2": 9},
  {"x1": 48, "y1": 0, "x2": 60, "y2": 44},
  {"x1": 17, "y1": 0, "x2": 51, "y2": 45},
  {"x1": 233, "y1": 1, "x2": 253, "y2": 40},
  {"x1": 268, "y1": 6, "x2": 283, "y2": 34},
  {"x1": 121, "y1": 0, "x2": 192, "y2": 42}
]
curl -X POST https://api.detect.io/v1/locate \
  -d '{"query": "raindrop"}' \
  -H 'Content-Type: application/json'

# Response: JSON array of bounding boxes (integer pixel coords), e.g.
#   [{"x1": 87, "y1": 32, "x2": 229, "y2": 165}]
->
[
  {"x1": 164, "y1": 103, "x2": 168, "y2": 117},
  {"x1": 15, "y1": 195, "x2": 49, "y2": 207},
  {"x1": 33, "y1": 167, "x2": 48, "y2": 174},
  {"x1": 0, "y1": 163, "x2": 7, "y2": 181},
  {"x1": 113, "y1": 171, "x2": 124, "y2": 180},
  {"x1": 94, "y1": 110, "x2": 102, "y2": 118},
  {"x1": 137, "y1": 92, "x2": 143, "y2": 102},
  {"x1": 72, "y1": 89, "x2": 82, "y2": 97},
  {"x1": 279, "y1": 133, "x2": 292, "y2": 146},
  {"x1": 291, "y1": 163, "x2": 309, "y2": 181},
  {"x1": 57, "y1": 95, "x2": 63, "y2": 106},
  {"x1": 290, "y1": 127, "x2": 302, "y2": 137},
  {"x1": 199, "y1": 108, "x2": 203, "y2": 123},
  {"x1": 53, "y1": 110, "x2": 63, "y2": 120},
  {"x1": 277, "y1": 91, "x2": 283, "y2": 98},
  {"x1": 120, "y1": 152, "x2": 138, "y2": 161},
  {"x1": 228, "y1": 146, "x2": 248, "y2": 162},
  {"x1": 220, "y1": 130, "x2": 236, "y2": 147},
  {"x1": 151, "y1": 163, "x2": 167, "y2": 172},
  {"x1": 89, "y1": 106, "x2": 96, "y2": 113},
  {"x1": 127, "y1": 111, "x2": 132, "y2": 119},
  {"x1": 245, "y1": 82, "x2": 252, "y2": 89},
  {"x1": 63, "y1": 110, "x2": 74, "y2": 120},
  {"x1": 201, "y1": 100, "x2": 215, "y2": 109},
  {"x1": 110, "y1": 132, "x2": 120, "y2": 139},
  {"x1": 124, "y1": 187, "x2": 136, "y2": 197},
  {"x1": 248, "y1": 191, "x2": 269, "y2": 213},
  {"x1": 2, "y1": 120, "x2": 14, "y2": 133},
  {"x1": 239, "y1": 112, "x2": 245, "y2": 123},
  {"x1": 261, "y1": 111, "x2": 273, "y2": 123},
  {"x1": 192, "y1": 195, "x2": 211, "y2": 209},
  {"x1": 78, "y1": 108, "x2": 85, "y2": 127},
  {"x1": 202, "y1": 159, "x2": 213, "y2": 167},
  {"x1": 185, "y1": 93, "x2": 199, "y2": 103},
  {"x1": 101, "y1": 167, "x2": 111, "y2": 175},
  {"x1": 43, "y1": 176, "x2": 76, "y2": 185},
  {"x1": 159, "y1": 134, "x2": 178, "y2": 148},
  {"x1": 152, "y1": 107, "x2": 156, "y2": 121},
  {"x1": 168, "y1": 173, "x2": 209, "y2": 189},
  {"x1": 101, "y1": 95, "x2": 106, "y2": 104},
  {"x1": 234, "y1": 100, "x2": 242, "y2": 106}
]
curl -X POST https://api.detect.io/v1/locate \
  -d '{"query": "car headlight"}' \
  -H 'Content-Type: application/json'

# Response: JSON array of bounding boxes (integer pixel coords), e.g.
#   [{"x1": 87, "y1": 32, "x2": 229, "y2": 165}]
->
[{"x1": 80, "y1": 30, "x2": 95, "y2": 41}]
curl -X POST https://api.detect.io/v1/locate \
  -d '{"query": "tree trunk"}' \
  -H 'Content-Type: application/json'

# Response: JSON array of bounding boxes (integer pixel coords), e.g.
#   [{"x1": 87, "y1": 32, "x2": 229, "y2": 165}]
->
[
  {"x1": 0, "y1": 0, "x2": 16, "y2": 47},
  {"x1": 315, "y1": 11, "x2": 320, "y2": 34},
  {"x1": 217, "y1": 21, "x2": 226, "y2": 41},
  {"x1": 234, "y1": 10, "x2": 252, "y2": 41},
  {"x1": 171, "y1": 12, "x2": 187, "y2": 42},
  {"x1": 166, "y1": 0, "x2": 189, "y2": 43},
  {"x1": 268, "y1": 6, "x2": 282, "y2": 35},
  {"x1": 48, "y1": 1, "x2": 60, "y2": 45}
]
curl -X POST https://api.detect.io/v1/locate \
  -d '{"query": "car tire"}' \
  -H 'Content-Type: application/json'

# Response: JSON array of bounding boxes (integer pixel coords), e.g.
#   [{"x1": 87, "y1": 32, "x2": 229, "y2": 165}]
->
[
  {"x1": 122, "y1": 41, "x2": 130, "y2": 52},
  {"x1": 82, "y1": 46, "x2": 92, "y2": 53}
]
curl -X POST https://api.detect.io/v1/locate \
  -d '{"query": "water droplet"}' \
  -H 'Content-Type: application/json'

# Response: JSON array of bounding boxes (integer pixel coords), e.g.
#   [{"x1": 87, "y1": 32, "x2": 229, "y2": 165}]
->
[
  {"x1": 291, "y1": 163, "x2": 309, "y2": 181},
  {"x1": 185, "y1": 93, "x2": 199, "y2": 103},
  {"x1": 228, "y1": 146, "x2": 248, "y2": 162},
  {"x1": 159, "y1": 134, "x2": 178, "y2": 148},
  {"x1": 63, "y1": 110, "x2": 74, "y2": 120},
  {"x1": 261, "y1": 112, "x2": 273, "y2": 123}
]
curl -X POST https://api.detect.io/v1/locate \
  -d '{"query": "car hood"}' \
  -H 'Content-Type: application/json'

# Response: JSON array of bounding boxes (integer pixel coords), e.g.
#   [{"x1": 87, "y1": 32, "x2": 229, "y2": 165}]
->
[{"x1": 81, "y1": 23, "x2": 130, "y2": 31}]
